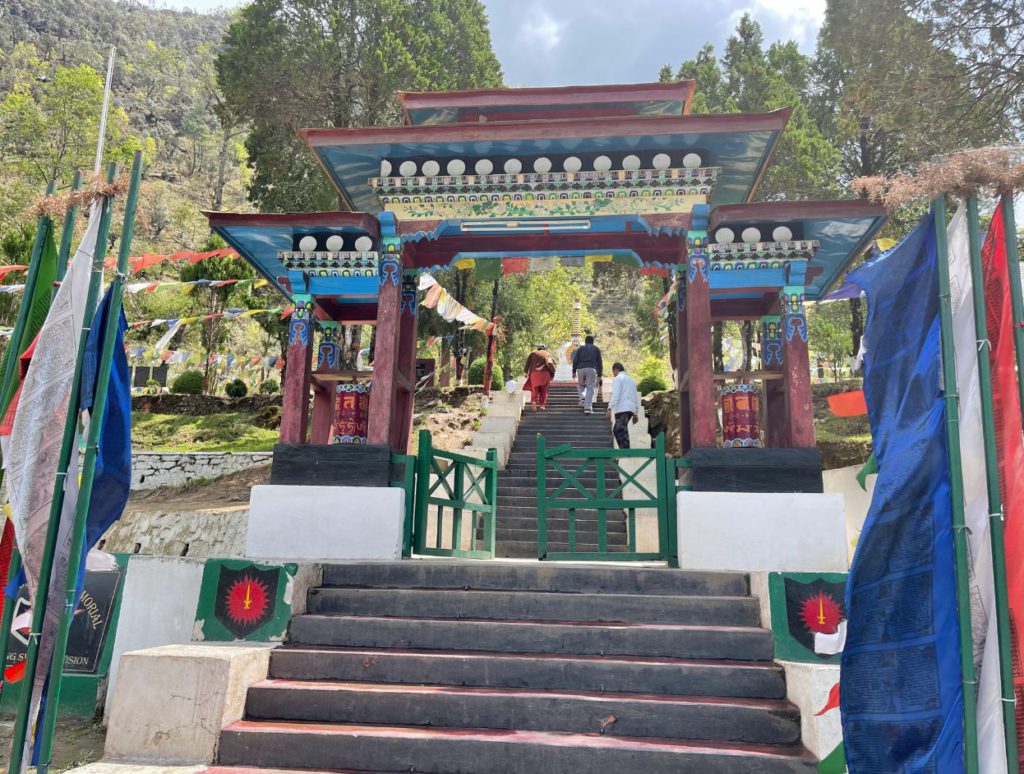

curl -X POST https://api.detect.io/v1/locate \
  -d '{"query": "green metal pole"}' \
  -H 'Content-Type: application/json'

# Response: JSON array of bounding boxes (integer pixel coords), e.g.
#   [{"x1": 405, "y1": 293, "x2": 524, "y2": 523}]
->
[
  {"x1": 413, "y1": 429, "x2": 431, "y2": 555},
  {"x1": 966, "y1": 193, "x2": 1019, "y2": 772},
  {"x1": 34, "y1": 154, "x2": 142, "y2": 772},
  {"x1": 6, "y1": 163, "x2": 119, "y2": 773},
  {"x1": 54, "y1": 170, "x2": 84, "y2": 287},
  {"x1": 536, "y1": 433, "x2": 547, "y2": 559},
  {"x1": 999, "y1": 193, "x2": 1024, "y2": 431},
  {"x1": 0, "y1": 180, "x2": 57, "y2": 425},
  {"x1": 933, "y1": 195, "x2": 981, "y2": 774}
]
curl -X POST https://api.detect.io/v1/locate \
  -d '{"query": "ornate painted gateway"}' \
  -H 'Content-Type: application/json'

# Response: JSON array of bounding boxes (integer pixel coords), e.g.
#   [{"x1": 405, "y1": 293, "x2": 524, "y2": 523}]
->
[{"x1": 206, "y1": 81, "x2": 886, "y2": 482}]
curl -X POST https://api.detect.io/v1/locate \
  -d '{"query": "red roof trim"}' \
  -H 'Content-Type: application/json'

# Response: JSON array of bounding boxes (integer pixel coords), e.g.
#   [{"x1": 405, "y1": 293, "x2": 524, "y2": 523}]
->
[
  {"x1": 397, "y1": 81, "x2": 695, "y2": 118},
  {"x1": 709, "y1": 200, "x2": 889, "y2": 228},
  {"x1": 202, "y1": 211, "x2": 380, "y2": 236},
  {"x1": 301, "y1": 109, "x2": 792, "y2": 149}
]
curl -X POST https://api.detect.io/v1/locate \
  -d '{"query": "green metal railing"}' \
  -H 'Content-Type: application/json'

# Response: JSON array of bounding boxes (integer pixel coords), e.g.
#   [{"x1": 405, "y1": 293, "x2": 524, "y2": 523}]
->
[
  {"x1": 391, "y1": 452, "x2": 417, "y2": 558},
  {"x1": 413, "y1": 429, "x2": 498, "y2": 559},
  {"x1": 536, "y1": 432, "x2": 670, "y2": 561}
]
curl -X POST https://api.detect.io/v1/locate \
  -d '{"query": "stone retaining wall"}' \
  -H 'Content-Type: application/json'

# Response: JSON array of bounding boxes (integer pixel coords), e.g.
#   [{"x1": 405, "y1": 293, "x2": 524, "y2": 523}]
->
[{"x1": 132, "y1": 452, "x2": 272, "y2": 491}]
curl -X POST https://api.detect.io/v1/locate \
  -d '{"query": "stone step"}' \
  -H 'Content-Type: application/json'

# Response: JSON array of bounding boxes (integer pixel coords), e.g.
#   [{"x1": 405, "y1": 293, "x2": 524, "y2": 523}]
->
[
  {"x1": 288, "y1": 615, "x2": 774, "y2": 661},
  {"x1": 244, "y1": 680, "x2": 801, "y2": 745},
  {"x1": 491, "y1": 515, "x2": 628, "y2": 532},
  {"x1": 494, "y1": 540, "x2": 631, "y2": 558},
  {"x1": 320, "y1": 561, "x2": 749, "y2": 597},
  {"x1": 492, "y1": 527, "x2": 629, "y2": 547},
  {"x1": 268, "y1": 647, "x2": 787, "y2": 699},
  {"x1": 305, "y1": 588, "x2": 760, "y2": 626},
  {"x1": 219, "y1": 721, "x2": 818, "y2": 774}
]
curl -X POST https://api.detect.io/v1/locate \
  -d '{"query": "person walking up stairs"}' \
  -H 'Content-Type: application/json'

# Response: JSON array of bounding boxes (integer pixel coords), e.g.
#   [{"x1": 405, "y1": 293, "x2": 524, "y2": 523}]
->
[{"x1": 571, "y1": 335, "x2": 602, "y2": 414}]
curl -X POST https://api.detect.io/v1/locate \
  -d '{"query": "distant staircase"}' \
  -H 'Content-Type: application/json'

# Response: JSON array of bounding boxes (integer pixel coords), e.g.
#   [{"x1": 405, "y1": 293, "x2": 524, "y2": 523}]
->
[
  {"x1": 495, "y1": 383, "x2": 628, "y2": 558},
  {"x1": 215, "y1": 561, "x2": 817, "y2": 773}
]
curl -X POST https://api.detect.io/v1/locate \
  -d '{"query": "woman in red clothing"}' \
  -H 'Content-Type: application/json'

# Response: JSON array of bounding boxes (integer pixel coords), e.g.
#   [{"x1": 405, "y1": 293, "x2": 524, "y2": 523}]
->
[{"x1": 523, "y1": 344, "x2": 556, "y2": 412}]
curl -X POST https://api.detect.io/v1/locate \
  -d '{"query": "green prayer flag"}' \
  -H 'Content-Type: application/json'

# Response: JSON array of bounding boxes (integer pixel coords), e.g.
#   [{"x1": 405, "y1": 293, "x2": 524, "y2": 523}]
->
[
  {"x1": 0, "y1": 225, "x2": 58, "y2": 416},
  {"x1": 855, "y1": 452, "x2": 878, "y2": 491},
  {"x1": 474, "y1": 259, "x2": 501, "y2": 281}
]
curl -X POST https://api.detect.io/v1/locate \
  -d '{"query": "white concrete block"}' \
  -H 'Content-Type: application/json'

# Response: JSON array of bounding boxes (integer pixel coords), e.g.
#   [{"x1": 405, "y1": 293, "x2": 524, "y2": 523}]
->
[
  {"x1": 247, "y1": 485, "x2": 404, "y2": 562},
  {"x1": 105, "y1": 557, "x2": 206, "y2": 712},
  {"x1": 485, "y1": 402, "x2": 522, "y2": 420},
  {"x1": 823, "y1": 464, "x2": 876, "y2": 567},
  {"x1": 105, "y1": 643, "x2": 272, "y2": 764},
  {"x1": 463, "y1": 445, "x2": 507, "y2": 468},
  {"x1": 478, "y1": 415, "x2": 518, "y2": 436},
  {"x1": 677, "y1": 492, "x2": 847, "y2": 573},
  {"x1": 781, "y1": 660, "x2": 843, "y2": 760},
  {"x1": 470, "y1": 431, "x2": 513, "y2": 458},
  {"x1": 749, "y1": 571, "x2": 772, "y2": 629}
]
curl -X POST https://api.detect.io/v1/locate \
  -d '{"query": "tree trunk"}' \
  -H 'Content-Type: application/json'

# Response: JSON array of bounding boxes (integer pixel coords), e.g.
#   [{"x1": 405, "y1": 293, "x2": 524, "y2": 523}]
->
[
  {"x1": 212, "y1": 126, "x2": 231, "y2": 211},
  {"x1": 849, "y1": 297, "x2": 864, "y2": 372},
  {"x1": 741, "y1": 320, "x2": 754, "y2": 371},
  {"x1": 664, "y1": 276, "x2": 678, "y2": 375},
  {"x1": 712, "y1": 322, "x2": 724, "y2": 372}
]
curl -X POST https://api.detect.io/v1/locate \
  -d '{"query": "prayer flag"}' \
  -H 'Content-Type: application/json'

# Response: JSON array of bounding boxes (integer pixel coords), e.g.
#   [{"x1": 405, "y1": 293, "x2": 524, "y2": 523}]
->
[
  {"x1": 840, "y1": 210, "x2": 966, "y2": 772},
  {"x1": 826, "y1": 390, "x2": 867, "y2": 417}
]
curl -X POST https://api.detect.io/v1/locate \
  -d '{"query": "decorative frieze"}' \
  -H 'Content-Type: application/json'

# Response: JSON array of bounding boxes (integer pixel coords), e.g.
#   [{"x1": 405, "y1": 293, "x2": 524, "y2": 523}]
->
[
  {"x1": 708, "y1": 240, "x2": 819, "y2": 262},
  {"x1": 370, "y1": 166, "x2": 719, "y2": 193},
  {"x1": 278, "y1": 251, "x2": 378, "y2": 277}
]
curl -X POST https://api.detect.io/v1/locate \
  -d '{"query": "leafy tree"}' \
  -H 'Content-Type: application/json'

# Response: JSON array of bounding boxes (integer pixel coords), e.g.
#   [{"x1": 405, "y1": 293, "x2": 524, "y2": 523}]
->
[
  {"x1": 0, "y1": 63, "x2": 147, "y2": 184},
  {"x1": 216, "y1": 0, "x2": 504, "y2": 212},
  {"x1": 808, "y1": 301, "x2": 853, "y2": 381}
]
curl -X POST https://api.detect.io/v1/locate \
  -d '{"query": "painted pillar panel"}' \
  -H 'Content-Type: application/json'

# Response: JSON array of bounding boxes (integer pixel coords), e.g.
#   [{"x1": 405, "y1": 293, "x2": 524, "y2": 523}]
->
[
  {"x1": 281, "y1": 294, "x2": 314, "y2": 444},
  {"x1": 686, "y1": 228, "x2": 716, "y2": 448},
  {"x1": 368, "y1": 231, "x2": 403, "y2": 447},
  {"x1": 676, "y1": 270, "x2": 692, "y2": 457},
  {"x1": 393, "y1": 273, "x2": 419, "y2": 452},
  {"x1": 781, "y1": 286, "x2": 814, "y2": 448}
]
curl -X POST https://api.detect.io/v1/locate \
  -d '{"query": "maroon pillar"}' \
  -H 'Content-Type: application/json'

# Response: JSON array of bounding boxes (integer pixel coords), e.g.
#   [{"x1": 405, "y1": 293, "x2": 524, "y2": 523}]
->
[
  {"x1": 686, "y1": 230, "x2": 716, "y2": 448},
  {"x1": 280, "y1": 294, "x2": 314, "y2": 444},
  {"x1": 368, "y1": 249, "x2": 403, "y2": 447},
  {"x1": 781, "y1": 287, "x2": 815, "y2": 447},
  {"x1": 760, "y1": 315, "x2": 789, "y2": 447},
  {"x1": 310, "y1": 383, "x2": 334, "y2": 444}
]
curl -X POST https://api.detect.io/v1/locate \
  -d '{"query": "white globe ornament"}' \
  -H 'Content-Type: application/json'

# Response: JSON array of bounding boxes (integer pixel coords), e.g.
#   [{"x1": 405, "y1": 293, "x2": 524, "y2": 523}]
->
[
  {"x1": 652, "y1": 153, "x2": 671, "y2": 170},
  {"x1": 772, "y1": 226, "x2": 794, "y2": 242},
  {"x1": 714, "y1": 228, "x2": 735, "y2": 244},
  {"x1": 447, "y1": 159, "x2": 466, "y2": 176},
  {"x1": 504, "y1": 158, "x2": 522, "y2": 174},
  {"x1": 475, "y1": 158, "x2": 494, "y2": 175},
  {"x1": 533, "y1": 157, "x2": 552, "y2": 173},
  {"x1": 682, "y1": 153, "x2": 702, "y2": 169},
  {"x1": 399, "y1": 160, "x2": 417, "y2": 177},
  {"x1": 354, "y1": 236, "x2": 374, "y2": 253},
  {"x1": 421, "y1": 160, "x2": 440, "y2": 177},
  {"x1": 563, "y1": 156, "x2": 582, "y2": 173},
  {"x1": 622, "y1": 154, "x2": 641, "y2": 171},
  {"x1": 380, "y1": 159, "x2": 392, "y2": 177},
  {"x1": 325, "y1": 234, "x2": 345, "y2": 252},
  {"x1": 593, "y1": 155, "x2": 612, "y2": 172},
  {"x1": 741, "y1": 227, "x2": 762, "y2": 244},
  {"x1": 298, "y1": 236, "x2": 317, "y2": 253}
]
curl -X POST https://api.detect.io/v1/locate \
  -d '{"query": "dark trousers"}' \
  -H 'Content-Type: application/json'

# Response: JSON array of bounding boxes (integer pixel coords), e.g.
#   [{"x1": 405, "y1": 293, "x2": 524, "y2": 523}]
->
[{"x1": 613, "y1": 411, "x2": 633, "y2": 448}]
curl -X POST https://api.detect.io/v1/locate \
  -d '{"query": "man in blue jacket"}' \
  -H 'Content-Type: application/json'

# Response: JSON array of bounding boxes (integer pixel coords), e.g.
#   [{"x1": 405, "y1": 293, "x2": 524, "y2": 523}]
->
[{"x1": 571, "y1": 335, "x2": 603, "y2": 414}]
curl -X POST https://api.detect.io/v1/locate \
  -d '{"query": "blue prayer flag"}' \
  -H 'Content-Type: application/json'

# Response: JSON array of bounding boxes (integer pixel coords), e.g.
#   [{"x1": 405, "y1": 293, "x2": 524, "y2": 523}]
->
[{"x1": 840, "y1": 211, "x2": 965, "y2": 772}]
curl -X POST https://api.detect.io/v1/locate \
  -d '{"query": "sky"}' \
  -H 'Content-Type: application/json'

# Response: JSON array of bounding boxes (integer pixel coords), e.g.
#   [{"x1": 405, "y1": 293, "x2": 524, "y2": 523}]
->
[{"x1": 145, "y1": 0, "x2": 827, "y2": 85}]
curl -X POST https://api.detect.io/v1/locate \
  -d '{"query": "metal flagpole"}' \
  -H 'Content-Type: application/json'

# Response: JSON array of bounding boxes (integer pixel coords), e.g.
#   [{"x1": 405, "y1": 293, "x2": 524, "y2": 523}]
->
[
  {"x1": 35, "y1": 151, "x2": 142, "y2": 771},
  {"x1": 933, "y1": 195, "x2": 981, "y2": 773},
  {"x1": 999, "y1": 193, "x2": 1024, "y2": 430},
  {"x1": 6, "y1": 163, "x2": 119, "y2": 773},
  {"x1": 966, "y1": 193, "x2": 1020, "y2": 772},
  {"x1": 93, "y1": 47, "x2": 115, "y2": 177}
]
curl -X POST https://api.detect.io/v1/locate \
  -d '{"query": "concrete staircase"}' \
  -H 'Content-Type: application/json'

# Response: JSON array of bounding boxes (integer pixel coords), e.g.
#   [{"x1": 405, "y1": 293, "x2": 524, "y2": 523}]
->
[
  {"x1": 216, "y1": 561, "x2": 817, "y2": 773},
  {"x1": 496, "y1": 383, "x2": 628, "y2": 558}
]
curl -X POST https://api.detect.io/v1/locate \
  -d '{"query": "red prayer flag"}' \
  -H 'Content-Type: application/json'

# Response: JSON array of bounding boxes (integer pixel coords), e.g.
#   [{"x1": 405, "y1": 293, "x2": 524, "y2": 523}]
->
[
  {"x1": 502, "y1": 257, "x2": 529, "y2": 275},
  {"x1": 827, "y1": 390, "x2": 868, "y2": 417},
  {"x1": 982, "y1": 203, "x2": 1024, "y2": 730}
]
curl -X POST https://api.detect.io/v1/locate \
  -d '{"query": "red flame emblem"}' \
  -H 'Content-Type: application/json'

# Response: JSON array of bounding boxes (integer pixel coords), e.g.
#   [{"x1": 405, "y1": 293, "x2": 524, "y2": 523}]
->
[
  {"x1": 800, "y1": 592, "x2": 843, "y2": 635},
  {"x1": 224, "y1": 575, "x2": 270, "y2": 626}
]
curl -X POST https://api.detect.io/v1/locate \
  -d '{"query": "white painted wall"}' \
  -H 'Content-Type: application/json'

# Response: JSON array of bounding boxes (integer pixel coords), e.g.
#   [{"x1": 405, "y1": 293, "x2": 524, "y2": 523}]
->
[
  {"x1": 104, "y1": 556, "x2": 206, "y2": 712},
  {"x1": 677, "y1": 491, "x2": 848, "y2": 573},
  {"x1": 822, "y1": 464, "x2": 877, "y2": 566},
  {"x1": 247, "y1": 484, "x2": 404, "y2": 562}
]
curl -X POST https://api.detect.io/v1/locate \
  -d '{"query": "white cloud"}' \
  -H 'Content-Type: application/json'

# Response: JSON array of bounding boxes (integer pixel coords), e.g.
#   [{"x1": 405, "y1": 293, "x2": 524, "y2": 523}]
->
[
  {"x1": 730, "y1": 0, "x2": 826, "y2": 50},
  {"x1": 518, "y1": 7, "x2": 564, "y2": 54}
]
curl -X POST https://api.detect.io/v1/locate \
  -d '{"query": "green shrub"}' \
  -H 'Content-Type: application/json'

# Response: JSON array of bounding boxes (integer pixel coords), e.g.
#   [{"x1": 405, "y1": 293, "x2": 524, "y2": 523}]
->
[
  {"x1": 258, "y1": 379, "x2": 279, "y2": 395},
  {"x1": 467, "y1": 356, "x2": 504, "y2": 389},
  {"x1": 225, "y1": 378, "x2": 248, "y2": 398},
  {"x1": 637, "y1": 374, "x2": 669, "y2": 396},
  {"x1": 145, "y1": 378, "x2": 160, "y2": 395},
  {"x1": 637, "y1": 355, "x2": 670, "y2": 384},
  {"x1": 171, "y1": 370, "x2": 204, "y2": 395}
]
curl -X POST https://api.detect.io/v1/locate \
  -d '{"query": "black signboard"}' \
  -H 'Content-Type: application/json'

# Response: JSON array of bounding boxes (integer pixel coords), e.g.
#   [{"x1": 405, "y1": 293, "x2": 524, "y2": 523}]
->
[{"x1": 5, "y1": 568, "x2": 122, "y2": 675}]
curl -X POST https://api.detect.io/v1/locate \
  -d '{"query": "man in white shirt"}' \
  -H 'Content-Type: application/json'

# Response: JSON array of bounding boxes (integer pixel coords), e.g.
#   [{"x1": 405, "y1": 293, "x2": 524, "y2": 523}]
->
[{"x1": 605, "y1": 362, "x2": 640, "y2": 448}]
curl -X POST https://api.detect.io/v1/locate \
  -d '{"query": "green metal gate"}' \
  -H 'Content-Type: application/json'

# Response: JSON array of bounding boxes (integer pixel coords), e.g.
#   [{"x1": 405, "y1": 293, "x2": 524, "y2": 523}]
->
[
  {"x1": 412, "y1": 429, "x2": 498, "y2": 559},
  {"x1": 536, "y1": 432, "x2": 675, "y2": 562}
]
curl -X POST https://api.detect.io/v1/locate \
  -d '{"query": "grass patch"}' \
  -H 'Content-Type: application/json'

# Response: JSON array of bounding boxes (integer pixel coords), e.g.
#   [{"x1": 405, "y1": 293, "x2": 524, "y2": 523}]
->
[{"x1": 132, "y1": 411, "x2": 278, "y2": 452}]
